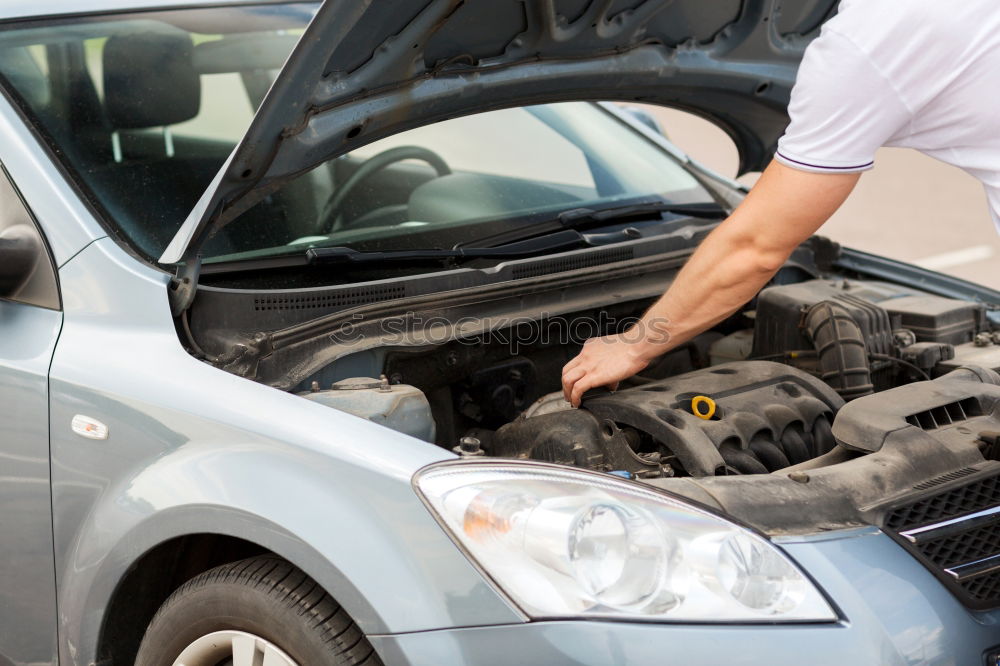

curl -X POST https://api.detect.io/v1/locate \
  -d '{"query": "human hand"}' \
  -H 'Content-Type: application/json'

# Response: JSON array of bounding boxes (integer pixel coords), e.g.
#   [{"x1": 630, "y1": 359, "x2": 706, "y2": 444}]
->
[{"x1": 561, "y1": 332, "x2": 658, "y2": 407}]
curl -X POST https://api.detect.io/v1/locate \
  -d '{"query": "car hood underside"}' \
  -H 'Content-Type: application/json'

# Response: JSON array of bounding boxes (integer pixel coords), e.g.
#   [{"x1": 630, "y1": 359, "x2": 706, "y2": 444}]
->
[{"x1": 160, "y1": 0, "x2": 837, "y2": 264}]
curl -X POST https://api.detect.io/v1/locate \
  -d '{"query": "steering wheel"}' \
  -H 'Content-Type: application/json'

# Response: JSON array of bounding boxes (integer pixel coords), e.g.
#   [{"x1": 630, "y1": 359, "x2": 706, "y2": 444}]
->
[{"x1": 320, "y1": 145, "x2": 451, "y2": 232}]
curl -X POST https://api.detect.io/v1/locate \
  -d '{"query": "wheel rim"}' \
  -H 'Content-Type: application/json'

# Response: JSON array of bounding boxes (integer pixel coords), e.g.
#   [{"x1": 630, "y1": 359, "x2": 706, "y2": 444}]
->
[{"x1": 173, "y1": 630, "x2": 299, "y2": 666}]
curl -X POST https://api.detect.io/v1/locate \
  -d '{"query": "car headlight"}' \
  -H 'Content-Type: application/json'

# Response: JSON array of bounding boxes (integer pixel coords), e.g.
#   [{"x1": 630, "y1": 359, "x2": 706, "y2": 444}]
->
[{"x1": 415, "y1": 462, "x2": 836, "y2": 622}]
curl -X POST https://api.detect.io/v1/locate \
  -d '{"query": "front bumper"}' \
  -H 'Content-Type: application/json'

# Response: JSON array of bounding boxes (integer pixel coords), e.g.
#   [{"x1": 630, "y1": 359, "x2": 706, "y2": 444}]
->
[{"x1": 370, "y1": 528, "x2": 1000, "y2": 666}]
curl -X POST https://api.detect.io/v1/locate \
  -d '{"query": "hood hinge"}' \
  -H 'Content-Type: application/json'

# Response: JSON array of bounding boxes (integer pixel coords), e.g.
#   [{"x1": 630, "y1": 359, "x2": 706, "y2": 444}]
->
[
  {"x1": 168, "y1": 254, "x2": 202, "y2": 316},
  {"x1": 809, "y1": 236, "x2": 843, "y2": 274}
]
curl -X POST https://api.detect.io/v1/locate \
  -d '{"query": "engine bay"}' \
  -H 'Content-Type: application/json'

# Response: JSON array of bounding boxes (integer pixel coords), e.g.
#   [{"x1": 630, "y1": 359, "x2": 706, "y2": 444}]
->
[
  {"x1": 183, "y1": 235, "x2": 1000, "y2": 549},
  {"x1": 186, "y1": 240, "x2": 1000, "y2": 603},
  {"x1": 290, "y1": 273, "x2": 1000, "y2": 482}
]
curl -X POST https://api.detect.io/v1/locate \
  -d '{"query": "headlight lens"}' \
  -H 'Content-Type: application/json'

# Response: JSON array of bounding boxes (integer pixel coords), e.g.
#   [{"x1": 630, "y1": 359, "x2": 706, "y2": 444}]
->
[{"x1": 416, "y1": 463, "x2": 835, "y2": 622}]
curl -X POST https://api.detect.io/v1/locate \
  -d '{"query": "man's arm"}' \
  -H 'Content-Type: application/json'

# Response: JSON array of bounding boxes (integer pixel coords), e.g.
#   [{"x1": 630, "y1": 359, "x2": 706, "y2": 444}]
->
[{"x1": 561, "y1": 160, "x2": 861, "y2": 407}]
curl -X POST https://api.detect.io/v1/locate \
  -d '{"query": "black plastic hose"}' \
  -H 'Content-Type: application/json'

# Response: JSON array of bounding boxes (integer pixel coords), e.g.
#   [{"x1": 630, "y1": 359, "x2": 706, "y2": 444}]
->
[{"x1": 803, "y1": 300, "x2": 874, "y2": 400}]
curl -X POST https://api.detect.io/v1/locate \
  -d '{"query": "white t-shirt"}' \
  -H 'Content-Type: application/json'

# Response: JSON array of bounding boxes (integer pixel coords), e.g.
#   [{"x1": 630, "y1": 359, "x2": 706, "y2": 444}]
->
[{"x1": 776, "y1": 0, "x2": 1000, "y2": 227}]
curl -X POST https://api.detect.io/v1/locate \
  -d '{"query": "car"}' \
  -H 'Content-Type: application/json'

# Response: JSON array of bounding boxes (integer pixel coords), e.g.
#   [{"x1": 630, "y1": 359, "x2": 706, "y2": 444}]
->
[{"x1": 1, "y1": 0, "x2": 999, "y2": 664}]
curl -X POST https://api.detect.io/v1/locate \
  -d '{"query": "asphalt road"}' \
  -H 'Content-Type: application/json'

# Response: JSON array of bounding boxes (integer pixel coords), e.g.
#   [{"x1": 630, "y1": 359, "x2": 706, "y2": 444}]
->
[{"x1": 647, "y1": 106, "x2": 1000, "y2": 292}]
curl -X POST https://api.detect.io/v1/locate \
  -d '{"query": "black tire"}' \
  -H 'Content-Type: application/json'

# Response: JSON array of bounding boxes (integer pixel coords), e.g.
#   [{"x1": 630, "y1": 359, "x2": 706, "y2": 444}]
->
[{"x1": 135, "y1": 555, "x2": 382, "y2": 666}]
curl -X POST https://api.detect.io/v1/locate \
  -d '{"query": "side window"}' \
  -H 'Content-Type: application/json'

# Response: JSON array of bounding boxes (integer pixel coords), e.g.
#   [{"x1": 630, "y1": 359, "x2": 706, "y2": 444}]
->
[{"x1": 0, "y1": 166, "x2": 60, "y2": 310}]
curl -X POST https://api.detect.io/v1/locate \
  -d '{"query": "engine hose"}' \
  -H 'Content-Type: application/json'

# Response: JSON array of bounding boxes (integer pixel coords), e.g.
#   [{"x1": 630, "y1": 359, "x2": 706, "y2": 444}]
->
[{"x1": 803, "y1": 301, "x2": 874, "y2": 400}]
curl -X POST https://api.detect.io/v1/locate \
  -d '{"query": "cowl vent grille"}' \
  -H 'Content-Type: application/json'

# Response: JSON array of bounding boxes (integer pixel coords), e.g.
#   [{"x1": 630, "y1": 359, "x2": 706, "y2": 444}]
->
[
  {"x1": 253, "y1": 285, "x2": 406, "y2": 312},
  {"x1": 905, "y1": 398, "x2": 982, "y2": 430},
  {"x1": 511, "y1": 247, "x2": 633, "y2": 279}
]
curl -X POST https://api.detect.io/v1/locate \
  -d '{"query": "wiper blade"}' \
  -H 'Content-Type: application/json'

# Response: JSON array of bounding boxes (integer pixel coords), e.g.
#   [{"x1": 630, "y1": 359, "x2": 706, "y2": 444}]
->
[
  {"x1": 306, "y1": 229, "x2": 594, "y2": 265},
  {"x1": 561, "y1": 201, "x2": 727, "y2": 223},
  {"x1": 458, "y1": 201, "x2": 727, "y2": 249}
]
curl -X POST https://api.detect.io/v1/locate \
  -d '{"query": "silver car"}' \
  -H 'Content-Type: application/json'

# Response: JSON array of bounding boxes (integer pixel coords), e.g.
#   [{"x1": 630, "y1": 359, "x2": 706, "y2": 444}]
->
[{"x1": 1, "y1": 0, "x2": 999, "y2": 664}]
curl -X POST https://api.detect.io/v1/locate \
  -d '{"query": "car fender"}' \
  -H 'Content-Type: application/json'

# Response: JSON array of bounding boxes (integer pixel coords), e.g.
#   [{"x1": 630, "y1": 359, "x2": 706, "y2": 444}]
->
[{"x1": 50, "y1": 239, "x2": 522, "y2": 665}]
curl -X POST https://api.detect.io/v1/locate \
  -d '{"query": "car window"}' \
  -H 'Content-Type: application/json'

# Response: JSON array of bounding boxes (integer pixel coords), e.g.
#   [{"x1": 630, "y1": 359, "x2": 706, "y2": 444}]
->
[
  {"x1": 80, "y1": 35, "x2": 261, "y2": 144},
  {"x1": 226, "y1": 101, "x2": 711, "y2": 260},
  {"x1": 0, "y1": 4, "x2": 715, "y2": 265},
  {"x1": 0, "y1": 4, "x2": 316, "y2": 259},
  {"x1": 0, "y1": 166, "x2": 59, "y2": 310},
  {"x1": 348, "y1": 108, "x2": 597, "y2": 189}
]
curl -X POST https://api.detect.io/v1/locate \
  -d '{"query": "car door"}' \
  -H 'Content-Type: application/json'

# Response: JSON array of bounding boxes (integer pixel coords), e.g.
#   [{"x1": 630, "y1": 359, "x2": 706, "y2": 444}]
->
[{"x1": 0, "y1": 164, "x2": 61, "y2": 666}]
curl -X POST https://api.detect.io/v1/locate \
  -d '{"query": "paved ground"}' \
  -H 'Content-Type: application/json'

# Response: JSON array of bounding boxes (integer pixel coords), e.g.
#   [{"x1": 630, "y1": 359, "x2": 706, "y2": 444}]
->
[{"x1": 647, "y1": 106, "x2": 1000, "y2": 291}]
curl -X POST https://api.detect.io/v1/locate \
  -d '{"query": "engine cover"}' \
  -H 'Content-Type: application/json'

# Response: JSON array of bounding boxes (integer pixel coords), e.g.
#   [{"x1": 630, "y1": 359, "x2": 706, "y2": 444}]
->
[
  {"x1": 492, "y1": 361, "x2": 844, "y2": 477},
  {"x1": 751, "y1": 279, "x2": 986, "y2": 396}
]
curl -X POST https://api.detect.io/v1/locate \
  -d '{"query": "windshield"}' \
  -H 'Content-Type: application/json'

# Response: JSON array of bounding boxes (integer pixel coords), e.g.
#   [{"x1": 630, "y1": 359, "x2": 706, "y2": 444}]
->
[{"x1": 0, "y1": 5, "x2": 716, "y2": 263}]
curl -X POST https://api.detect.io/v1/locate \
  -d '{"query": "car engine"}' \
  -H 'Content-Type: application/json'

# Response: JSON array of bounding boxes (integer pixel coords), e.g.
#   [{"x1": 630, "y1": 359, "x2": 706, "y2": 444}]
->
[
  {"x1": 288, "y1": 275, "x2": 1000, "y2": 479},
  {"x1": 189, "y1": 247, "x2": 1000, "y2": 608},
  {"x1": 490, "y1": 361, "x2": 841, "y2": 477}
]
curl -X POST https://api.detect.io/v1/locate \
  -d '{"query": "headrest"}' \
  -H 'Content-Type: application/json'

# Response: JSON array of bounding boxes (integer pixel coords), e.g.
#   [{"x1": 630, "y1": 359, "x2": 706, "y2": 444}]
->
[{"x1": 104, "y1": 32, "x2": 200, "y2": 130}]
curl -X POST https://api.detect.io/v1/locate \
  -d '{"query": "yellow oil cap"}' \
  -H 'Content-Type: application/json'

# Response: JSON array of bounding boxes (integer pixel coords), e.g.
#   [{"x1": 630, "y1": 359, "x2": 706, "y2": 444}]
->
[{"x1": 691, "y1": 395, "x2": 716, "y2": 420}]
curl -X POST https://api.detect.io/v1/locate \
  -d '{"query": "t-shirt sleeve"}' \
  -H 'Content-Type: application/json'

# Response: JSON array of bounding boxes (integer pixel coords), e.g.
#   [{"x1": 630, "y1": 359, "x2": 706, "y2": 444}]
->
[{"x1": 776, "y1": 28, "x2": 912, "y2": 173}]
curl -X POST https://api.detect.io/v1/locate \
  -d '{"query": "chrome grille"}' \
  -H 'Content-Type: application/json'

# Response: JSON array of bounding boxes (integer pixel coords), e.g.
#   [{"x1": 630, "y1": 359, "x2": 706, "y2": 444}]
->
[{"x1": 882, "y1": 470, "x2": 1000, "y2": 610}]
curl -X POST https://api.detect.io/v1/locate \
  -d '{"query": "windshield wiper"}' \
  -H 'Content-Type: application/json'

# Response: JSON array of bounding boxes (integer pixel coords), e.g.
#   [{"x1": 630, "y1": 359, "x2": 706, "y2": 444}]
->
[
  {"x1": 456, "y1": 200, "x2": 727, "y2": 249},
  {"x1": 203, "y1": 202, "x2": 726, "y2": 274},
  {"x1": 306, "y1": 228, "x2": 599, "y2": 265}
]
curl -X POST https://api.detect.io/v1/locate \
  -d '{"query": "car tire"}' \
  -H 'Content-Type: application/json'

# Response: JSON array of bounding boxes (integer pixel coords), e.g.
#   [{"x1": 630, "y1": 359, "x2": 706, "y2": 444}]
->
[{"x1": 135, "y1": 555, "x2": 381, "y2": 666}]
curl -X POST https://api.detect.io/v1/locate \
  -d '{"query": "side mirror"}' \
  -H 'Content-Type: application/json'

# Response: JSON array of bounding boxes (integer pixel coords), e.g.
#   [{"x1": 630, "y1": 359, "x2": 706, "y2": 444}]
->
[
  {"x1": 0, "y1": 224, "x2": 39, "y2": 298},
  {"x1": 621, "y1": 105, "x2": 669, "y2": 139}
]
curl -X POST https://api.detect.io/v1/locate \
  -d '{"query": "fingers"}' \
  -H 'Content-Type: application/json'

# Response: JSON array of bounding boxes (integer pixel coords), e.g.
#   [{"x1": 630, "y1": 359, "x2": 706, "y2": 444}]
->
[
  {"x1": 570, "y1": 374, "x2": 593, "y2": 408},
  {"x1": 566, "y1": 369, "x2": 623, "y2": 407},
  {"x1": 563, "y1": 335, "x2": 631, "y2": 406},
  {"x1": 562, "y1": 366, "x2": 586, "y2": 403}
]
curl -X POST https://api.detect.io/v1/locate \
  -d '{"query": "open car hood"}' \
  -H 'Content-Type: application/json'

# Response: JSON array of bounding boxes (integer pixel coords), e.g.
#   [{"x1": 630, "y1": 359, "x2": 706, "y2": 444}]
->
[{"x1": 160, "y1": 0, "x2": 837, "y2": 265}]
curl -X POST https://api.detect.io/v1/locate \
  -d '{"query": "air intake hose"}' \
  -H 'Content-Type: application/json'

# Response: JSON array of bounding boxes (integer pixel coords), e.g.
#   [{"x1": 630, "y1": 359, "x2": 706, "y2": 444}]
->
[{"x1": 803, "y1": 300, "x2": 874, "y2": 400}]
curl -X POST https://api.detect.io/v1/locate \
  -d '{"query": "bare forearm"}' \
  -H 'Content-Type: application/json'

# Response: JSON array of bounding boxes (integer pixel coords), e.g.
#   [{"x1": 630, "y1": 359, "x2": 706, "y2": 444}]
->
[
  {"x1": 629, "y1": 161, "x2": 862, "y2": 361},
  {"x1": 562, "y1": 160, "x2": 861, "y2": 406},
  {"x1": 633, "y1": 225, "x2": 785, "y2": 358}
]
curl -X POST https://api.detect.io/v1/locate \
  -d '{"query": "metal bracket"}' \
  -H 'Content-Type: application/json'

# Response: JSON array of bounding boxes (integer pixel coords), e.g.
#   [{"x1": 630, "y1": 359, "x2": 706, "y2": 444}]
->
[
  {"x1": 168, "y1": 254, "x2": 202, "y2": 316},
  {"x1": 809, "y1": 235, "x2": 843, "y2": 273}
]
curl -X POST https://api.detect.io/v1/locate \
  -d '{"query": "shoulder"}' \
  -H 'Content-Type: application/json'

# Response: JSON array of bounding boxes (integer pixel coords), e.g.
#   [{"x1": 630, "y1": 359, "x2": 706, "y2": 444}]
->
[{"x1": 827, "y1": 0, "x2": 958, "y2": 53}]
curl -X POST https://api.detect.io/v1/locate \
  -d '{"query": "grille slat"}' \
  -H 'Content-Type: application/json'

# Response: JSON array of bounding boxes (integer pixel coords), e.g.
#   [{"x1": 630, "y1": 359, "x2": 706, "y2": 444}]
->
[
  {"x1": 912, "y1": 466, "x2": 978, "y2": 491},
  {"x1": 905, "y1": 397, "x2": 982, "y2": 431},
  {"x1": 882, "y1": 471, "x2": 1000, "y2": 609},
  {"x1": 945, "y1": 552, "x2": 1000, "y2": 582}
]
